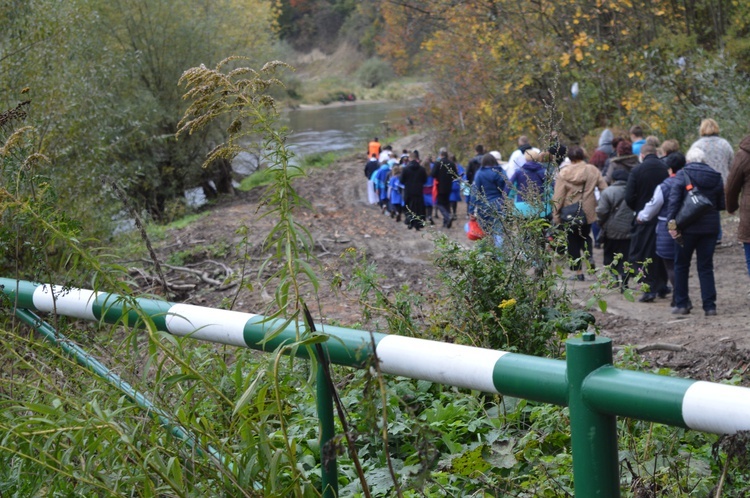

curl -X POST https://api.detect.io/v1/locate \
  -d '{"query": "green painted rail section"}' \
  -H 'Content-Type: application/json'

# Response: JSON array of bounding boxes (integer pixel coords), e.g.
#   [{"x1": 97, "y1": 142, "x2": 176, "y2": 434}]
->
[{"x1": 3, "y1": 278, "x2": 750, "y2": 497}]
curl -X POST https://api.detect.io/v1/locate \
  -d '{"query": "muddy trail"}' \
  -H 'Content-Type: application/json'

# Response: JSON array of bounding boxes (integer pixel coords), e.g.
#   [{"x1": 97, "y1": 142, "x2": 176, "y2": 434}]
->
[{"x1": 137, "y1": 134, "x2": 750, "y2": 383}]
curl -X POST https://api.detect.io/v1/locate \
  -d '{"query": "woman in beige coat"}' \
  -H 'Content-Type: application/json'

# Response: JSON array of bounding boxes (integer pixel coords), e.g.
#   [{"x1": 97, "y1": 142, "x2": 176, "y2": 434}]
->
[{"x1": 553, "y1": 145, "x2": 608, "y2": 280}]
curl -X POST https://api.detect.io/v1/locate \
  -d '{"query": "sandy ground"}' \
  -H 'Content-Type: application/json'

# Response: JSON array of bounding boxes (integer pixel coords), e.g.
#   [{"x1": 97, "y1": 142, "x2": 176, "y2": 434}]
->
[{"x1": 146, "y1": 134, "x2": 750, "y2": 382}]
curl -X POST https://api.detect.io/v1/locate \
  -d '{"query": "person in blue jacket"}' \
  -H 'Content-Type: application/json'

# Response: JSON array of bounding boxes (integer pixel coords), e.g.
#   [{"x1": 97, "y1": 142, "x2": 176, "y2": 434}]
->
[
  {"x1": 449, "y1": 155, "x2": 465, "y2": 221},
  {"x1": 388, "y1": 164, "x2": 405, "y2": 222},
  {"x1": 509, "y1": 149, "x2": 550, "y2": 219},
  {"x1": 667, "y1": 147, "x2": 725, "y2": 316},
  {"x1": 373, "y1": 159, "x2": 393, "y2": 213},
  {"x1": 470, "y1": 153, "x2": 509, "y2": 245}
]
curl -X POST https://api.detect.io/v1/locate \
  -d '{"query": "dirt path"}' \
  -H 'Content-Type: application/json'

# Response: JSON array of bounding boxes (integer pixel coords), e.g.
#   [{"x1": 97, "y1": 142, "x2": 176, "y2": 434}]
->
[{"x1": 154, "y1": 134, "x2": 750, "y2": 381}]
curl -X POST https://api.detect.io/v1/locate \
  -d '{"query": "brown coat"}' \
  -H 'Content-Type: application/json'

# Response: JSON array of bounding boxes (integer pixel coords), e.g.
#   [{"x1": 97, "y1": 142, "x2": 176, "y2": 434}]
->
[
  {"x1": 726, "y1": 134, "x2": 750, "y2": 243},
  {"x1": 553, "y1": 161, "x2": 608, "y2": 225}
]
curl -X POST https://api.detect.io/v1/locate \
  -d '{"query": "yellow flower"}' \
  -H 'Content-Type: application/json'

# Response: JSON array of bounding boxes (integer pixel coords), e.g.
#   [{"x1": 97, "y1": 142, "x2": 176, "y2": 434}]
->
[{"x1": 498, "y1": 299, "x2": 517, "y2": 309}]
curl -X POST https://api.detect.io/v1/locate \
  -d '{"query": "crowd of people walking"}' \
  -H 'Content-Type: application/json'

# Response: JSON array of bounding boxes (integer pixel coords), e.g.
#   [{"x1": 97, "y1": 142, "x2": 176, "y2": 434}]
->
[{"x1": 365, "y1": 121, "x2": 750, "y2": 316}]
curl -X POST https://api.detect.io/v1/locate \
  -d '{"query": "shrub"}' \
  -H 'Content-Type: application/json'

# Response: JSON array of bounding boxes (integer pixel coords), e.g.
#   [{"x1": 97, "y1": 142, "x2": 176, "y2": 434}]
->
[{"x1": 356, "y1": 57, "x2": 395, "y2": 89}]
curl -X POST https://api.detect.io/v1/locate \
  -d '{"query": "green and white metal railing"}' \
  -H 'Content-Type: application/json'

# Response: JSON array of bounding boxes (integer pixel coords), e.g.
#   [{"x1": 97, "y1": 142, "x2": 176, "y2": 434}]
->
[{"x1": 3, "y1": 277, "x2": 750, "y2": 497}]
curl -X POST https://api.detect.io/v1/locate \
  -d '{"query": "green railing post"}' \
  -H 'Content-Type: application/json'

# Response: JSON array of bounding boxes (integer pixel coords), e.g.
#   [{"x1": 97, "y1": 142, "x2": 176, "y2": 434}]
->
[
  {"x1": 566, "y1": 332, "x2": 620, "y2": 497},
  {"x1": 316, "y1": 347, "x2": 338, "y2": 498}
]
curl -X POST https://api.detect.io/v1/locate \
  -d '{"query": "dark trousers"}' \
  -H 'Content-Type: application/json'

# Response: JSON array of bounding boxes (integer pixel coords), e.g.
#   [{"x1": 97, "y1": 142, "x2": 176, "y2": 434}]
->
[
  {"x1": 629, "y1": 222, "x2": 668, "y2": 295},
  {"x1": 567, "y1": 223, "x2": 592, "y2": 271},
  {"x1": 674, "y1": 232, "x2": 718, "y2": 311},
  {"x1": 436, "y1": 204, "x2": 452, "y2": 224},
  {"x1": 603, "y1": 237, "x2": 630, "y2": 280}
]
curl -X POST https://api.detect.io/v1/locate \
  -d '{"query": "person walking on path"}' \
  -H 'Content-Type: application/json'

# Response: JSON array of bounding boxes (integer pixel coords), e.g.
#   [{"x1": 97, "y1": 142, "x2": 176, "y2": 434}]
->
[
  {"x1": 596, "y1": 168, "x2": 634, "y2": 285},
  {"x1": 630, "y1": 125, "x2": 646, "y2": 155},
  {"x1": 635, "y1": 152, "x2": 686, "y2": 299},
  {"x1": 605, "y1": 140, "x2": 639, "y2": 184},
  {"x1": 470, "y1": 153, "x2": 509, "y2": 245},
  {"x1": 466, "y1": 144, "x2": 484, "y2": 217},
  {"x1": 690, "y1": 118, "x2": 735, "y2": 246},
  {"x1": 365, "y1": 153, "x2": 380, "y2": 205},
  {"x1": 432, "y1": 148, "x2": 458, "y2": 228},
  {"x1": 625, "y1": 143, "x2": 670, "y2": 302},
  {"x1": 388, "y1": 164, "x2": 405, "y2": 222},
  {"x1": 368, "y1": 137, "x2": 381, "y2": 159},
  {"x1": 553, "y1": 145, "x2": 608, "y2": 281},
  {"x1": 449, "y1": 155, "x2": 464, "y2": 220},
  {"x1": 510, "y1": 149, "x2": 550, "y2": 219},
  {"x1": 667, "y1": 147, "x2": 725, "y2": 316},
  {"x1": 725, "y1": 132, "x2": 750, "y2": 299},
  {"x1": 507, "y1": 136, "x2": 538, "y2": 180},
  {"x1": 400, "y1": 150, "x2": 428, "y2": 230}
]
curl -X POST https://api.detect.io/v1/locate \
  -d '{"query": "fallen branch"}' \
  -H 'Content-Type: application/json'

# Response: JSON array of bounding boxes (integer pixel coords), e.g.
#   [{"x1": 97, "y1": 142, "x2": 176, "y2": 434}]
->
[{"x1": 636, "y1": 343, "x2": 686, "y2": 354}]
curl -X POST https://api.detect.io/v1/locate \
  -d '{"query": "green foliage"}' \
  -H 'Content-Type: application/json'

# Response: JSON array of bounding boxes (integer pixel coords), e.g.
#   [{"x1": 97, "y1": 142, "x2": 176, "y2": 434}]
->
[
  {"x1": 431, "y1": 214, "x2": 578, "y2": 356},
  {"x1": 1, "y1": 0, "x2": 276, "y2": 226},
  {"x1": 355, "y1": 57, "x2": 395, "y2": 89}
]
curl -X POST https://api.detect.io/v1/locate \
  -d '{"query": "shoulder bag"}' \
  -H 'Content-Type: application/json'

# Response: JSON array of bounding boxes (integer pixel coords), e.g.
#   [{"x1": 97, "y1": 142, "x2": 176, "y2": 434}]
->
[{"x1": 674, "y1": 169, "x2": 714, "y2": 230}]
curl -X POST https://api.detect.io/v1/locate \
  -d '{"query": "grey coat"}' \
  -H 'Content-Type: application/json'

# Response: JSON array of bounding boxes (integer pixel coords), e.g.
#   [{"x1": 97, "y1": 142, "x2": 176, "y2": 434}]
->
[{"x1": 596, "y1": 180, "x2": 634, "y2": 239}]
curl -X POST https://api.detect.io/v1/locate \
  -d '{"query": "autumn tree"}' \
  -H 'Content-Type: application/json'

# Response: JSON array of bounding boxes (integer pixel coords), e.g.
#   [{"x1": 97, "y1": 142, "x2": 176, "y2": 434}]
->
[{"x1": 375, "y1": 0, "x2": 749, "y2": 153}]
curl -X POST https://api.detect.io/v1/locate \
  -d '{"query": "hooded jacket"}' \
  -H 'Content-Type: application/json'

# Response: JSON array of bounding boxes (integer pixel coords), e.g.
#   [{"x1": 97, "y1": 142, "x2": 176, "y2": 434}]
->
[
  {"x1": 510, "y1": 161, "x2": 547, "y2": 202},
  {"x1": 667, "y1": 162, "x2": 725, "y2": 234},
  {"x1": 605, "y1": 154, "x2": 639, "y2": 184},
  {"x1": 597, "y1": 129, "x2": 614, "y2": 156},
  {"x1": 596, "y1": 179, "x2": 633, "y2": 239},
  {"x1": 726, "y1": 134, "x2": 750, "y2": 242},
  {"x1": 553, "y1": 161, "x2": 608, "y2": 225}
]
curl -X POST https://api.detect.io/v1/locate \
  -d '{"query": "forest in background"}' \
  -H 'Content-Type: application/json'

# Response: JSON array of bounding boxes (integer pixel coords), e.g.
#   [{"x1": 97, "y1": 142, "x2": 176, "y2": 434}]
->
[{"x1": 3, "y1": 0, "x2": 750, "y2": 235}]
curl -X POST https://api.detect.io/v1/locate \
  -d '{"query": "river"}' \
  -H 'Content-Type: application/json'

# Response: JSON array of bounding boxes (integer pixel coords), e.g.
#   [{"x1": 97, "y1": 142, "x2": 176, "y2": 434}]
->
[
  {"x1": 185, "y1": 99, "x2": 419, "y2": 206},
  {"x1": 232, "y1": 99, "x2": 419, "y2": 174}
]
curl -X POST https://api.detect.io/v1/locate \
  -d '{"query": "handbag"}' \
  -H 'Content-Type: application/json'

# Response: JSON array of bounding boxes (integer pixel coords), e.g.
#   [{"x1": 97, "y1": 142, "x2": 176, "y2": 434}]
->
[
  {"x1": 467, "y1": 218, "x2": 485, "y2": 240},
  {"x1": 674, "y1": 170, "x2": 714, "y2": 230},
  {"x1": 560, "y1": 201, "x2": 585, "y2": 226}
]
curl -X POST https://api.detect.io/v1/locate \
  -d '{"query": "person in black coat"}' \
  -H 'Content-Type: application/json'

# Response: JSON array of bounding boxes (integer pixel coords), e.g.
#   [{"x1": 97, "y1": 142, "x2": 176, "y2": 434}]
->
[
  {"x1": 364, "y1": 154, "x2": 379, "y2": 179},
  {"x1": 400, "y1": 150, "x2": 428, "y2": 230},
  {"x1": 667, "y1": 147, "x2": 725, "y2": 316},
  {"x1": 432, "y1": 148, "x2": 458, "y2": 228},
  {"x1": 625, "y1": 144, "x2": 670, "y2": 301}
]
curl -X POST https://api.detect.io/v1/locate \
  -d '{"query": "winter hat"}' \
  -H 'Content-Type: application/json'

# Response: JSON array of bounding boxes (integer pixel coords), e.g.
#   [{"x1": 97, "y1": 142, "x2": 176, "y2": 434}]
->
[{"x1": 489, "y1": 150, "x2": 502, "y2": 162}]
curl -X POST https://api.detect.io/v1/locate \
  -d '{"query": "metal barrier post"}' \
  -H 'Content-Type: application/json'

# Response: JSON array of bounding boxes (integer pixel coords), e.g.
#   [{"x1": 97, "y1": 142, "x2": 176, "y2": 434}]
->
[
  {"x1": 315, "y1": 348, "x2": 338, "y2": 497},
  {"x1": 566, "y1": 332, "x2": 620, "y2": 498}
]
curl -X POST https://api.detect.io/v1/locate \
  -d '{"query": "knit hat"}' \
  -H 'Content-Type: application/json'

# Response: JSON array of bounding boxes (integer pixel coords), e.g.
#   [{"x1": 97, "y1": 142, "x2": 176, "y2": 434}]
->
[{"x1": 490, "y1": 150, "x2": 502, "y2": 162}]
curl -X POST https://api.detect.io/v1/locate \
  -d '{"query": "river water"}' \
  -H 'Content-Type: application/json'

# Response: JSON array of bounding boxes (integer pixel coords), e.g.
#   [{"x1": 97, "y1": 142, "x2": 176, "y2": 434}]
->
[
  {"x1": 185, "y1": 99, "x2": 418, "y2": 206},
  {"x1": 232, "y1": 99, "x2": 418, "y2": 174}
]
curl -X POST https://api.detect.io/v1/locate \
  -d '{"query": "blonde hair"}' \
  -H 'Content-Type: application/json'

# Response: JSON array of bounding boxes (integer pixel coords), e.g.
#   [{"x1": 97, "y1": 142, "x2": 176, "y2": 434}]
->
[
  {"x1": 524, "y1": 148, "x2": 541, "y2": 162},
  {"x1": 699, "y1": 118, "x2": 720, "y2": 136}
]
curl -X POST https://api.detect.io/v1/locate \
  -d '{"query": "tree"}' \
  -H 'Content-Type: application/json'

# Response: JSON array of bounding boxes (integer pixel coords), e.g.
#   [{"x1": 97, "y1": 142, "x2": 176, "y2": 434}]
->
[
  {"x1": 374, "y1": 0, "x2": 748, "y2": 152},
  {"x1": 1, "y1": 0, "x2": 277, "y2": 226}
]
